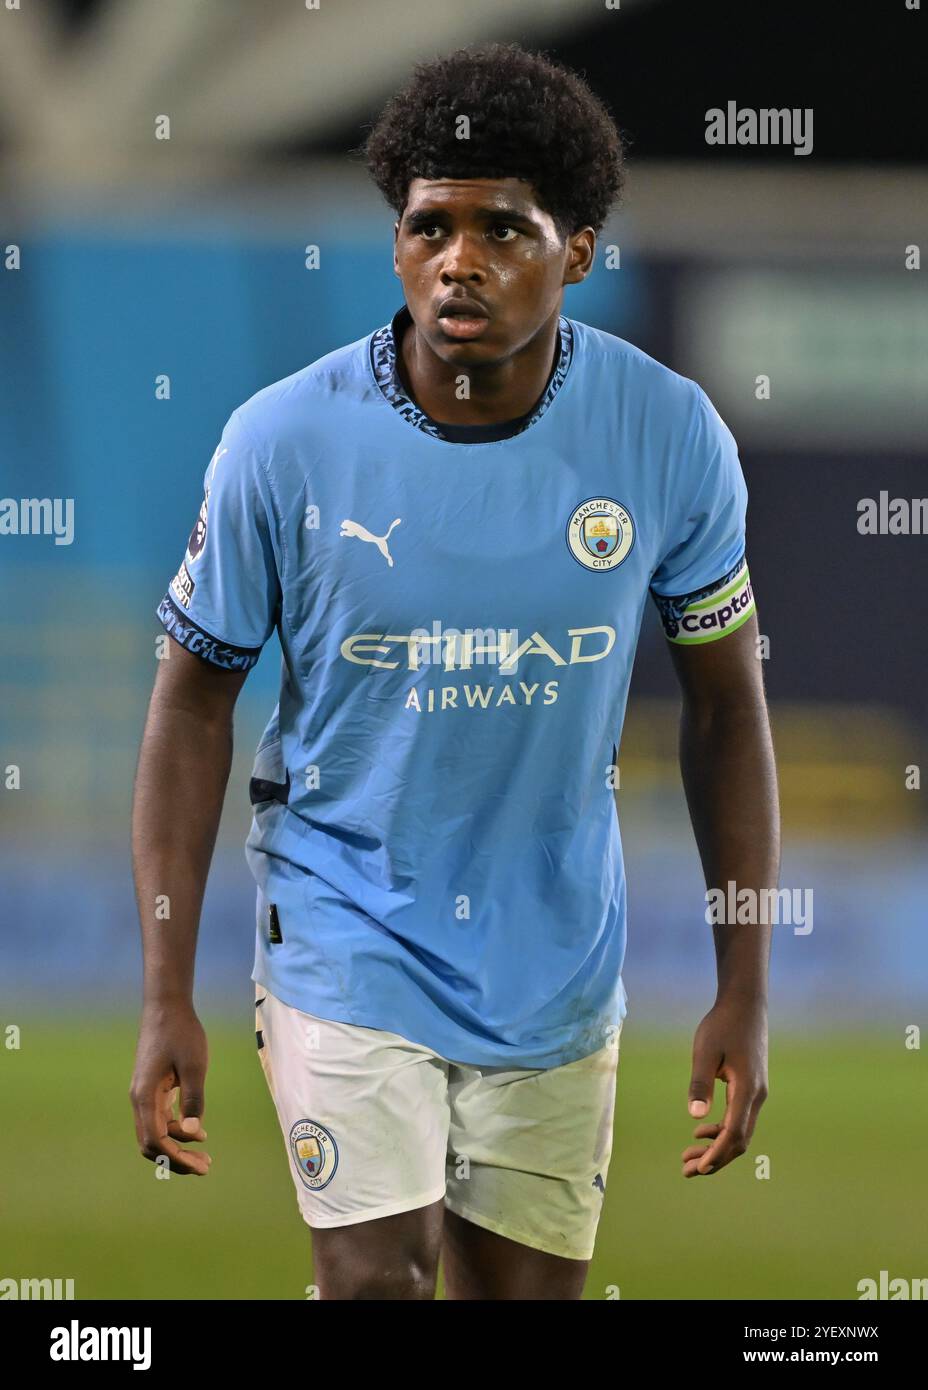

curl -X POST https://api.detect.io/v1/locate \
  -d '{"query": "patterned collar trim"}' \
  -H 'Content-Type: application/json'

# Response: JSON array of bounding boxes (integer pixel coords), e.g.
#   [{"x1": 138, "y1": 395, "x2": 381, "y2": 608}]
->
[{"x1": 370, "y1": 304, "x2": 574, "y2": 442}]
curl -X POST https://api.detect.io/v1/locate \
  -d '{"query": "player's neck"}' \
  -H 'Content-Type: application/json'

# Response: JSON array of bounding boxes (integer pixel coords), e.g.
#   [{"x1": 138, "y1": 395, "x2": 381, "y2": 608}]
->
[{"x1": 396, "y1": 308, "x2": 562, "y2": 427}]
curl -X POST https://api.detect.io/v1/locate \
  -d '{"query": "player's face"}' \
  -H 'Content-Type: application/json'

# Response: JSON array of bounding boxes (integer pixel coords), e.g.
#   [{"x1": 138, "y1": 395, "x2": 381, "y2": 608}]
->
[{"x1": 393, "y1": 177, "x2": 591, "y2": 362}]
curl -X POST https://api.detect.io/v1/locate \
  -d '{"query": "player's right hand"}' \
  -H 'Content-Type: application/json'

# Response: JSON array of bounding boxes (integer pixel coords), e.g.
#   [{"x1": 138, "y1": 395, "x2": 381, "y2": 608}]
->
[{"x1": 129, "y1": 1001, "x2": 212, "y2": 1176}]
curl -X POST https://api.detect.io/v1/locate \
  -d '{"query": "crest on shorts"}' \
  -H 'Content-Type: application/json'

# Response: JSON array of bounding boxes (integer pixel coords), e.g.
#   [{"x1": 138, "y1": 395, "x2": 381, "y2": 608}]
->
[{"x1": 289, "y1": 1119, "x2": 339, "y2": 1190}]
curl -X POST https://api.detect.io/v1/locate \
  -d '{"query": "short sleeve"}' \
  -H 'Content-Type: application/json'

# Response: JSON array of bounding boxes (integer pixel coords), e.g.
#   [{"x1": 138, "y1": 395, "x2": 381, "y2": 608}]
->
[
  {"x1": 157, "y1": 409, "x2": 280, "y2": 671},
  {"x1": 649, "y1": 384, "x2": 756, "y2": 644}
]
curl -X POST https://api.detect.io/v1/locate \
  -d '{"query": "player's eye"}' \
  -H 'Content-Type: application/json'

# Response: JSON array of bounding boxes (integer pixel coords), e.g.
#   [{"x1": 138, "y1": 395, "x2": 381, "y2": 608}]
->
[{"x1": 413, "y1": 222, "x2": 519, "y2": 242}]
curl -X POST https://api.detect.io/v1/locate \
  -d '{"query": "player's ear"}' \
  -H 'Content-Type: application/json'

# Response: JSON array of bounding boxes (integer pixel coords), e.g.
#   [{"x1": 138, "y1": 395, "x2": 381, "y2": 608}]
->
[{"x1": 564, "y1": 227, "x2": 595, "y2": 286}]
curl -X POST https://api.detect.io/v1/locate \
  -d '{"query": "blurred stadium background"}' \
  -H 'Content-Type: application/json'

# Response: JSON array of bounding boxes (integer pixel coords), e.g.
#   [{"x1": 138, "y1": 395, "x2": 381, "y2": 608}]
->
[{"x1": 0, "y1": 0, "x2": 925, "y2": 1299}]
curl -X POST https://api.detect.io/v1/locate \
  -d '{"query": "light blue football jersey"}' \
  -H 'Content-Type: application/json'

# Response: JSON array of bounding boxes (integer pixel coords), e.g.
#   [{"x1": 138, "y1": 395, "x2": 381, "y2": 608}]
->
[{"x1": 158, "y1": 304, "x2": 755, "y2": 1068}]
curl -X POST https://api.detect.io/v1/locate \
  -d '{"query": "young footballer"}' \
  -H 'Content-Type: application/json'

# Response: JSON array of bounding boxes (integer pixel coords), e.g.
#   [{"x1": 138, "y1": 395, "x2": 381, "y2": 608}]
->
[{"x1": 131, "y1": 42, "x2": 779, "y2": 1300}]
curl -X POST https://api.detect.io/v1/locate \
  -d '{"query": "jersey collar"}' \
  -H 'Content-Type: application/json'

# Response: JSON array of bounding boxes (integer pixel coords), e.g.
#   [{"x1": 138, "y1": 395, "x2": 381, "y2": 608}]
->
[{"x1": 370, "y1": 303, "x2": 573, "y2": 443}]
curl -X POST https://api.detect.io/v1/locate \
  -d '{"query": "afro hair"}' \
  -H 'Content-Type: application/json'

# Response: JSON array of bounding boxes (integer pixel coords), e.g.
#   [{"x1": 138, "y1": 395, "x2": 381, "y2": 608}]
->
[{"x1": 361, "y1": 41, "x2": 626, "y2": 239}]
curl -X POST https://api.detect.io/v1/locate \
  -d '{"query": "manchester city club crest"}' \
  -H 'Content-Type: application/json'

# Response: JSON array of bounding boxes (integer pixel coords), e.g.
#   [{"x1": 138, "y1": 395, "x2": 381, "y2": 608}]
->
[
  {"x1": 289, "y1": 1118, "x2": 339, "y2": 1190},
  {"x1": 566, "y1": 497, "x2": 635, "y2": 571}
]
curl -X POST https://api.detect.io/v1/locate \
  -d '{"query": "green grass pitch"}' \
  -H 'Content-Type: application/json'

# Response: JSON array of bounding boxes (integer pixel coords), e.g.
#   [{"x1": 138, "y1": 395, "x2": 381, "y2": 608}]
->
[{"x1": 0, "y1": 1017, "x2": 921, "y2": 1300}]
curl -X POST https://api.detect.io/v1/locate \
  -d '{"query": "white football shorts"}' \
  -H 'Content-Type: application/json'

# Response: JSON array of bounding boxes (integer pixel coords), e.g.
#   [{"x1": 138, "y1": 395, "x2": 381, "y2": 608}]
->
[{"x1": 254, "y1": 980, "x2": 621, "y2": 1261}]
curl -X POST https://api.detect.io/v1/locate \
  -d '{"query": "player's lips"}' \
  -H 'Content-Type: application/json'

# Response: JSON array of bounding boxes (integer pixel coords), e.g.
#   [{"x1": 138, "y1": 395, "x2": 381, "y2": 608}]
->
[{"x1": 436, "y1": 296, "x2": 491, "y2": 340}]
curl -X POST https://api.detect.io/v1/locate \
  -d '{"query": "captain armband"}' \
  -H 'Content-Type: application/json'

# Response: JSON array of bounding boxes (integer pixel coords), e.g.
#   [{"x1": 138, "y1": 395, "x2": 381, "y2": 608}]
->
[{"x1": 651, "y1": 556, "x2": 756, "y2": 645}]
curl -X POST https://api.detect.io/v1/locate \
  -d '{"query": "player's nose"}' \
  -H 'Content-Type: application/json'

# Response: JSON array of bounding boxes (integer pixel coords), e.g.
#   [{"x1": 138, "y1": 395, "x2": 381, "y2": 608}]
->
[{"x1": 439, "y1": 233, "x2": 487, "y2": 282}]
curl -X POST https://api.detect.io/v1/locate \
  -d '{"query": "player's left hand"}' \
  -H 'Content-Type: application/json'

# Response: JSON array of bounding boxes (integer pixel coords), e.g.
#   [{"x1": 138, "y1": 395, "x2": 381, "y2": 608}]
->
[{"x1": 681, "y1": 996, "x2": 768, "y2": 1177}]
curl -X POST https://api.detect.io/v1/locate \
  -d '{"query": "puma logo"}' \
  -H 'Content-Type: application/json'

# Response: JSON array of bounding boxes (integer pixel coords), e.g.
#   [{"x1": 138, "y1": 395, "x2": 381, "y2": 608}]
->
[{"x1": 340, "y1": 516, "x2": 402, "y2": 567}]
